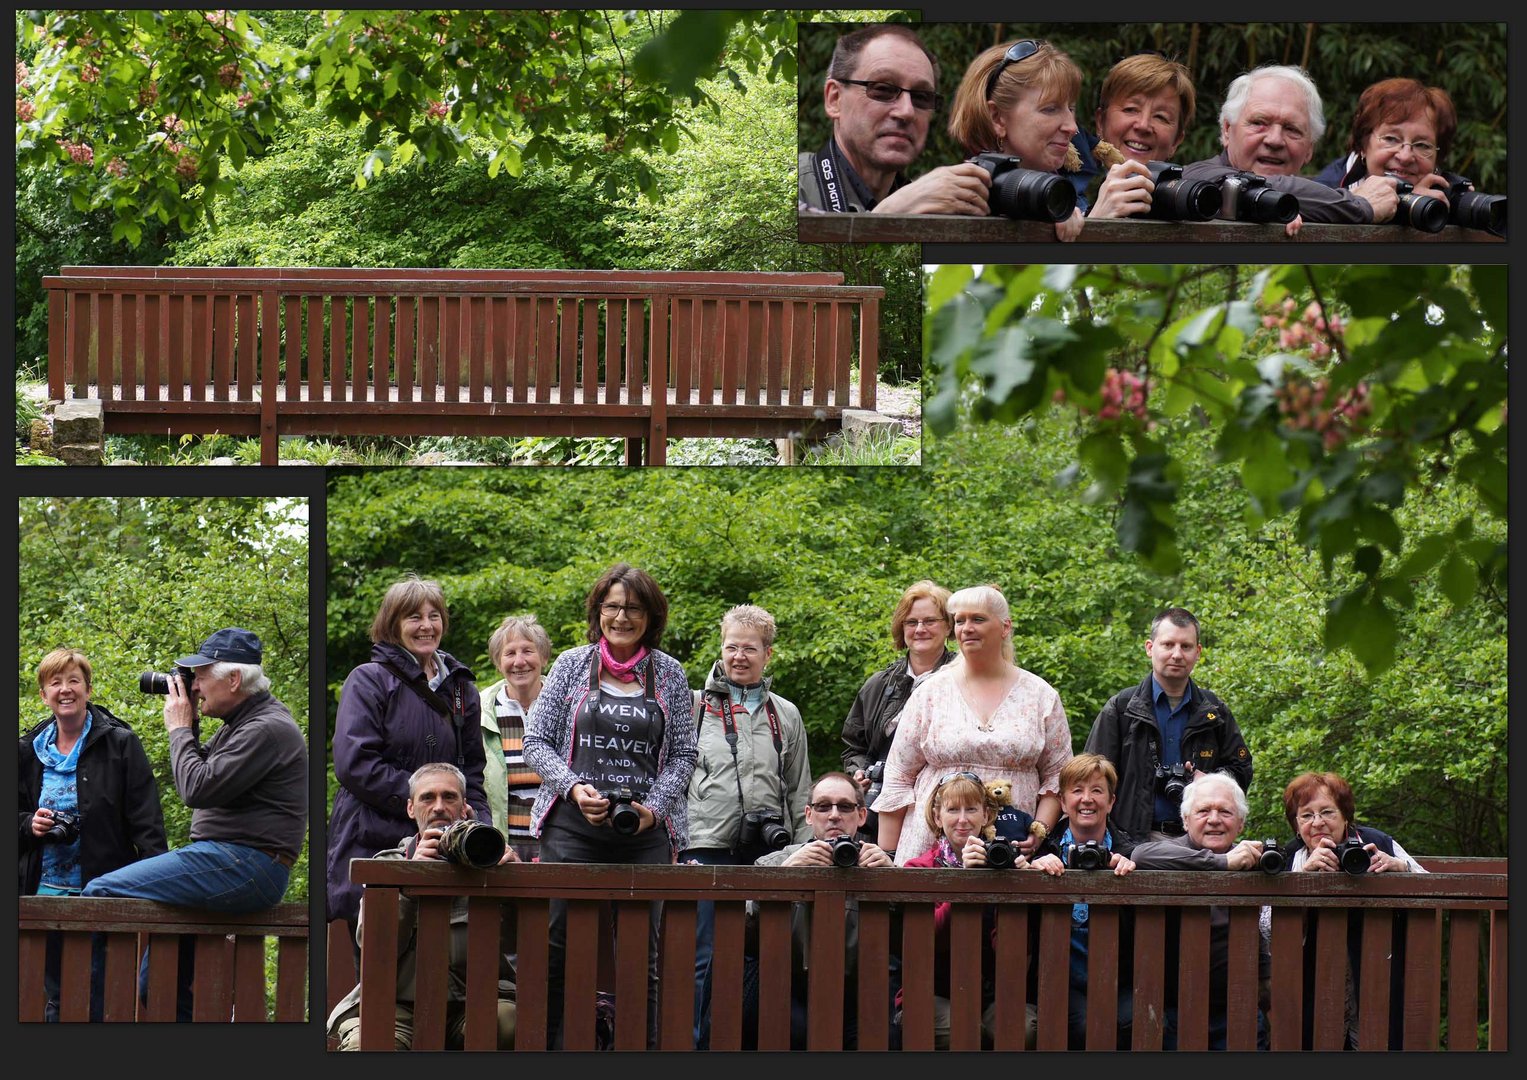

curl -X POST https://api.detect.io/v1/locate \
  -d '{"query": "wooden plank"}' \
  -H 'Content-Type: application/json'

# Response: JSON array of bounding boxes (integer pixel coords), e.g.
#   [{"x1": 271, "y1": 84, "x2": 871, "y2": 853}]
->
[
  {"x1": 765, "y1": 300, "x2": 784, "y2": 407},
  {"x1": 1037, "y1": 903, "x2": 1071, "y2": 1050},
  {"x1": 860, "y1": 295, "x2": 879, "y2": 410},
  {"x1": 232, "y1": 934, "x2": 266, "y2": 1022},
  {"x1": 625, "y1": 298, "x2": 645, "y2": 406},
  {"x1": 329, "y1": 296, "x2": 347, "y2": 403},
  {"x1": 192, "y1": 933, "x2": 232, "y2": 1021},
  {"x1": 443, "y1": 295, "x2": 460, "y2": 403},
  {"x1": 651, "y1": 900, "x2": 691, "y2": 1049},
  {"x1": 99, "y1": 292, "x2": 116, "y2": 401},
  {"x1": 260, "y1": 290, "x2": 279, "y2": 465},
  {"x1": 1131, "y1": 906, "x2": 1165, "y2": 1049},
  {"x1": 59, "y1": 931, "x2": 92, "y2": 1021},
  {"x1": 144, "y1": 933, "x2": 180, "y2": 1021},
  {"x1": 306, "y1": 296, "x2": 324, "y2": 404},
  {"x1": 744, "y1": 299, "x2": 765, "y2": 405},
  {"x1": 1448, "y1": 910, "x2": 1480, "y2": 1051},
  {"x1": 462, "y1": 896, "x2": 501, "y2": 1050},
  {"x1": 557, "y1": 297, "x2": 577, "y2": 405},
  {"x1": 419, "y1": 296, "x2": 438, "y2": 403},
  {"x1": 563, "y1": 899, "x2": 599, "y2": 1050},
  {"x1": 191, "y1": 294, "x2": 211, "y2": 401},
  {"x1": 283, "y1": 296, "x2": 301, "y2": 401},
  {"x1": 579, "y1": 298, "x2": 599, "y2": 406},
  {"x1": 856, "y1": 902, "x2": 890, "y2": 1051},
  {"x1": 102, "y1": 931, "x2": 138, "y2": 1022},
  {"x1": 352, "y1": 295, "x2": 371, "y2": 403},
  {"x1": 812, "y1": 301, "x2": 833, "y2": 407},
  {"x1": 992, "y1": 904, "x2": 1030, "y2": 1051},
  {"x1": 947, "y1": 902, "x2": 983, "y2": 1051},
  {"x1": 789, "y1": 301, "x2": 811, "y2": 406},
  {"x1": 490, "y1": 296, "x2": 510, "y2": 401},
  {"x1": 835, "y1": 300, "x2": 853, "y2": 406},
  {"x1": 18, "y1": 930, "x2": 48, "y2": 1021},
  {"x1": 614, "y1": 899, "x2": 652, "y2": 1050},
  {"x1": 167, "y1": 293, "x2": 186, "y2": 400},
  {"x1": 211, "y1": 293, "x2": 233, "y2": 401},
  {"x1": 412, "y1": 896, "x2": 452, "y2": 1048},
  {"x1": 756, "y1": 901, "x2": 793, "y2": 1050},
  {"x1": 73, "y1": 292, "x2": 90, "y2": 399},
  {"x1": 514, "y1": 899, "x2": 550, "y2": 1050},
  {"x1": 275, "y1": 935, "x2": 307, "y2": 1022},
  {"x1": 1313, "y1": 907, "x2": 1349, "y2": 1049},
  {"x1": 396, "y1": 297, "x2": 415, "y2": 403},
  {"x1": 120, "y1": 292, "x2": 138, "y2": 401},
  {"x1": 358, "y1": 887, "x2": 399, "y2": 1049},
  {"x1": 603, "y1": 299, "x2": 621, "y2": 405},
  {"x1": 899, "y1": 902, "x2": 934, "y2": 1050},
  {"x1": 1403, "y1": 907, "x2": 1442, "y2": 1049},
  {"x1": 536, "y1": 296, "x2": 556, "y2": 404},
  {"x1": 720, "y1": 299, "x2": 741, "y2": 403},
  {"x1": 468, "y1": 295, "x2": 486, "y2": 403},
  {"x1": 1357, "y1": 909, "x2": 1393, "y2": 1050},
  {"x1": 48, "y1": 288, "x2": 67, "y2": 400},
  {"x1": 236, "y1": 292, "x2": 256, "y2": 400},
  {"x1": 1086, "y1": 904, "x2": 1120, "y2": 1049},
  {"x1": 513, "y1": 297, "x2": 532, "y2": 404},
  {"x1": 806, "y1": 890, "x2": 847, "y2": 1050},
  {"x1": 1225, "y1": 904, "x2": 1260, "y2": 1050},
  {"x1": 710, "y1": 901, "x2": 746, "y2": 1051},
  {"x1": 1268, "y1": 905, "x2": 1304, "y2": 1051},
  {"x1": 648, "y1": 295, "x2": 668, "y2": 465},
  {"x1": 672, "y1": 298, "x2": 693, "y2": 404},
  {"x1": 1488, "y1": 910, "x2": 1507, "y2": 1050},
  {"x1": 697, "y1": 299, "x2": 719, "y2": 406},
  {"x1": 374, "y1": 293, "x2": 392, "y2": 403},
  {"x1": 147, "y1": 292, "x2": 166, "y2": 401}
]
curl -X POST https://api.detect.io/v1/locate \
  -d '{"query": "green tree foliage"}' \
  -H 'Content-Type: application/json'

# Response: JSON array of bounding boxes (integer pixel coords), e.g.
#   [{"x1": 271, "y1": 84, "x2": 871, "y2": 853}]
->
[
  {"x1": 926, "y1": 264, "x2": 1505, "y2": 678},
  {"x1": 325, "y1": 458, "x2": 1503, "y2": 855},
  {"x1": 17, "y1": 497, "x2": 311, "y2": 902},
  {"x1": 799, "y1": 22, "x2": 1507, "y2": 194}
]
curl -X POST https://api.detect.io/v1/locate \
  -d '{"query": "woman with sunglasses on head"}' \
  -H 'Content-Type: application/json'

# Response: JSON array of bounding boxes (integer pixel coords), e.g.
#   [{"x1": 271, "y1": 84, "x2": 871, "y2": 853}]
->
[
  {"x1": 947, "y1": 39, "x2": 1089, "y2": 241},
  {"x1": 872, "y1": 584, "x2": 1070, "y2": 866},
  {"x1": 522, "y1": 562, "x2": 698, "y2": 1048}
]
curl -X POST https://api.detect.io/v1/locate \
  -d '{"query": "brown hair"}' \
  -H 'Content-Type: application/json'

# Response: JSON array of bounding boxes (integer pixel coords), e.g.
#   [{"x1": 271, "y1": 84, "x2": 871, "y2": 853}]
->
[
  {"x1": 585, "y1": 563, "x2": 668, "y2": 650},
  {"x1": 1098, "y1": 53, "x2": 1196, "y2": 139},
  {"x1": 812, "y1": 771, "x2": 866, "y2": 808},
  {"x1": 923, "y1": 772, "x2": 988, "y2": 836},
  {"x1": 1282, "y1": 771, "x2": 1356, "y2": 836},
  {"x1": 890, "y1": 579, "x2": 951, "y2": 650},
  {"x1": 37, "y1": 647, "x2": 92, "y2": 690},
  {"x1": 1058, "y1": 753, "x2": 1118, "y2": 798},
  {"x1": 1348, "y1": 77, "x2": 1457, "y2": 166},
  {"x1": 827, "y1": 23, "x2": 940, "y2": 86},
  {"x1": 948, "y1": 41, "x2": 1082, "y2": 156},
  {"x1": 370, "y1": 575, "x2": 449, "y2": 647}
]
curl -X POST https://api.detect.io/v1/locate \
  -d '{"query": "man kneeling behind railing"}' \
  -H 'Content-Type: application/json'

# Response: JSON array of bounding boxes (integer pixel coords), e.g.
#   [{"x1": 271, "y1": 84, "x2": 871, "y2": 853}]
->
[{"x1": 327, "y1": 763, "x2": 519, "y2": 1050}]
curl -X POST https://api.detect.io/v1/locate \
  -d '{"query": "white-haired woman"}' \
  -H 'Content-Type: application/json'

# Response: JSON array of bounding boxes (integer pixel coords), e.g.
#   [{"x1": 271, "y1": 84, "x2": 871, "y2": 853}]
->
[
  {"x1": 872, "y1": 585, "x2": 1070, "y2": 866},
  {"x1": 480, "y1": 614, "x2": 552, "y2": 862}
]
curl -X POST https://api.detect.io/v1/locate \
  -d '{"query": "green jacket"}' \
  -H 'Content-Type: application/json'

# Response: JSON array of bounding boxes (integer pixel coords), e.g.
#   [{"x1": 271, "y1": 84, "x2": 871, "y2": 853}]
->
[{"x1": 478, "y1": 679, "x2": 510, "y2": 833}]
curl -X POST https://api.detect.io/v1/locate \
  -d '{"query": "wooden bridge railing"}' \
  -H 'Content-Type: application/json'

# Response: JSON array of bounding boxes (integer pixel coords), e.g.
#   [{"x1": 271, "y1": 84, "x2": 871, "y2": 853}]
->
[
  {"x1": 342, "y1": 858, "x2": 1506, "y2": 1051},
  {"x1": 18, "y1": 897, "x2": 309, "y2": 1022},
  {"x1": 42, "y1": 267, "x2": 884, "y2": 465}
]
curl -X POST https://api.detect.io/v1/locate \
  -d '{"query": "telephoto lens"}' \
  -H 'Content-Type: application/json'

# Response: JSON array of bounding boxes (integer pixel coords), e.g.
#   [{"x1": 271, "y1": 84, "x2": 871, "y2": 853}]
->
[
  {"x1": 139, "y1": 668, "x2": 193, "y2": 695},
  {"x1": 1146, "y1": 162, "x2": 1222, "y2": 221},
  {"x1": 1336, "y1": 837, "x2": 1371, "y2": 875},
  {"x1": 1392, "y1": 182, "x2": 1448, "y2": 233},
  {"x1": 1448, "y1": 181, "x2": 1506, "y2": 236},
  {"x1": 1258, "y1": 839, "x2": 1286, "y2": 874},
  {"x1": 1218, "y1": 172, "x2": 1299, "y2": 225},
  {"x1": 829, "y1": 834, "x2": 862, "y2": 867},
  {"x1": 968, "y1": 152, "x2": 1077, "y2": 222},
  {"x1": 436, "y1": 819, "x2": 507, "y2": 868}
]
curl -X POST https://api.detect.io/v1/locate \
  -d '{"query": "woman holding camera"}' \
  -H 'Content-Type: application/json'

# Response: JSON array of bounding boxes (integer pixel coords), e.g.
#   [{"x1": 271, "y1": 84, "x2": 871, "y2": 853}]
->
[
  {"x1": 683, "y1": 604, "x2": 812, "y2": 1047},
  {"x1": 1314, "y1": 79, "x2": 1455, "y2": 204},
  {"x1": 947, "y1": 39, "x2": 1088, "y2": 241},
  {"x1": 20, "y1": 647, "x2": 167, "y2": 1021},
  {"x1": 478, "y1": 614, "x2": 552, "y2": 863},
  {"x1": 523, "y1": 562, "x2": 698, "y2": 1048},
  {"x1": 327, "y1": 575, "x2": 488, "y2": 942},
  {"x1": 841, "y1": 580, "x2": 956, "y2": 842}
]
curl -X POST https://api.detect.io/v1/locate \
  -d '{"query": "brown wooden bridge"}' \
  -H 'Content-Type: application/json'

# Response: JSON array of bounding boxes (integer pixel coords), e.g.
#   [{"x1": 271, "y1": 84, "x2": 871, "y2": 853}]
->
[
  {"x1": 42, "y1": 267, "x2": 885, "y2": 465},
  {"x1": 333, "y1": 857, "x2": 1505, "y2": 1051}
]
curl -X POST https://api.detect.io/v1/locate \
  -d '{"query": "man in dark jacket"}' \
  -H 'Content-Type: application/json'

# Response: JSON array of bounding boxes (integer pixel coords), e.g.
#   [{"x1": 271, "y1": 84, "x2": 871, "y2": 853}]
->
[{"x1": 1083, "y1": 607, "x2": 1250, "y2": 842}]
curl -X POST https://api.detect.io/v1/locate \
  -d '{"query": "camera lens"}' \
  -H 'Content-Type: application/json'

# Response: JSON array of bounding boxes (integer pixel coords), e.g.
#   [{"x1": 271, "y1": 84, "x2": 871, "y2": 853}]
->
[
  {"x1": 1149, "y1": 172, "x2": 1222, "y2": 222},
  {"x1": 1452, "y1": 190, "x2": 1506, "y2": 235},
  {"x1": 989, "y1": 167, "x2": 1077, "y2": 222},
  {"x1": 1396, "y1": 191, "x2": 1448, "y2": 233},
  {"x1": 1258, "y1": 841, "x2": 1285, "y2": 874},
  {"x1": 439, "y1": 820, "x2": 507, "y2": 868},
  {"x1": 139, "y1": 670, "x2": 171, "y2": 695},
  {"x1": 1338, "y1": 841, "x2": 1370, "y2": 875},
  {"x1": 985, "y1": 839, "x2": 1017, "y2": 869},
  {"x1": 830, "y1": 836, "x2": 861, "y2": 867}
]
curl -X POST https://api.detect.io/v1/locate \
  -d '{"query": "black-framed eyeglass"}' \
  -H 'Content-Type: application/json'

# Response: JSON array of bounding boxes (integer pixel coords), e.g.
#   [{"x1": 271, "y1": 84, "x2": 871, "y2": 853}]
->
[
  {"x1": 836, "y1": 77, "x2": 942, "y2": 113},
  {"x1": 809, "y1": 800, "x2": 862, "y2": 814},
  {"x1": 937, "y1": 770, "x2": 982, "y2": 788},
  {"x1": 985, "y1": 39, "x2": 1043, "y2": 101}
]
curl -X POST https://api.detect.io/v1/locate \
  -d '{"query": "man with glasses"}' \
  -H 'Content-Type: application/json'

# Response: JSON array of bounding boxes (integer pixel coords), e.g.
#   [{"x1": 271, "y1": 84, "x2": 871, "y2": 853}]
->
[
  {"x1": 1182, "y1": 64, "x2": 1399, "y2": 229},
  {"x1": 740, "y1": 772, "x2": 893, "y2": 1049},
  {"x1": 800, "y1": 24, "x2": 992, "y2": 215}
]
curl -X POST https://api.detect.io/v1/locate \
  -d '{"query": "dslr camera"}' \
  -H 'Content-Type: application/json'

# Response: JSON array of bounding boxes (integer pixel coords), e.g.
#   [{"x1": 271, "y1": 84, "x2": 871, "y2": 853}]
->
[
  {"x1": 41, "y1": 810, "x2": 82, "y2": 845},
  {"x1": 599, "y1": 786, "x2": 642, "y2": 836},
  {"x1": 1217, "y1": 171, "x2": 1299, "y2": 224},
  {"x1": 1334, "y1": 837, "x2": 1371, "y2": 875},
  {"x1": 740, "y1": 807, "x2": 791, "y2": 852},
  {"x1": 864, "y1": 760, "x2": 886, "y2": 809},
  {"x1": 1447, "y1": 179, "x2": 1506, "y2": 236},
  {"x1": 1062, "y1": 839, "x2": 1108, "y2": 870},
  {"x1": 1145, "y1": 162, "x2": 1222, "y2": 221},
  {"x1": 828, "y1": 834, "x2": 862, "y2": 867},
  {"x1": 1258, "y1": 838, "x2": 1286, "y2": 874},
  {"x1": 983, "y1": 837, "x2": 1021, "y2": 869},
  {"x1": 435, "y1": 819, "x2": 507, "y2": 868},
  {"x1": 1154, "y1": 761, "x2": 1190, "y2": 804},
  {"x1": 1391, "y1": 181, "x2": 1448, "y2": 233},
  {"x1": 139, "y1": 667, "x2": 195, "y2": 696},
  {"x1": 968, "y1": 152, "x2": 1077, "y2": 222}
]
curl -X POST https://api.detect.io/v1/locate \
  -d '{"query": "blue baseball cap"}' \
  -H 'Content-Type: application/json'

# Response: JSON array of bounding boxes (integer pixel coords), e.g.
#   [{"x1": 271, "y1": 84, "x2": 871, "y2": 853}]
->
[{"x1": 175, "y1": 627, "x2": 264, "y2": 668}]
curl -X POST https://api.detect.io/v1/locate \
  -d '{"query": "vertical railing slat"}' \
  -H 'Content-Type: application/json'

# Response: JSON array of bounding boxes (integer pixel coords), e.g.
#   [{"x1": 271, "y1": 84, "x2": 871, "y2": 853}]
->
[
  {"x1": 411, "y1": 896, "x2": 452, "y2": 1049},
  {"x1": 462, "y1": 896, "x2": 502, "y2": 1050},
  {"x1": 1403, "y1": 908, "x2": 1442, "y2": 1049},
  {"x1": 232, "y1": 934, "x2": 267, "y2": 1022},
  {"x1": 1313, "y1": 908, "x2": 1350, "y2": 1049},
  {"x1": 860, "y1": 295, "x2": 879, "y2": 410},
  {"x1": 1086, "y1": 904, "x2": 1121, "y2": 1049},
  {"x1": 946, "y1": 902, "x2": 984, "y2": 1051},
  {"x1": 756, "y1": 901, "x2": 793, "y2": 1051},
  {"x1": 236, "y1": 293, "x2": 256, "y2": 401},
  {"x1": 1130, "y1": 906, "x2": 1166, "y2": 1050},
  {"x1": 899, "y1": 902, "x2": 935, "y2": 1050},
  {"x1": 562, "y1": 900, "x2": 600, "y2": 1051},
  {"x1": 1447, "y1": 910, "x2": 1480, "y2": 1051},
  {"x1": 514, "y1": 899, "x2": 550, "y2": 1050},
  {"x1": 992, "y1": 904, "x2": 1031, "y2": 1051},
  {"x1": 806, "y1": 890, "x2": 848, "y2": 1050},
  {"x1": 1358, "y1": 909, "x2": 1393, "y2": 1050},
  {"x1": 1036, "y1": 903, "x2": 1071, "y2": 1050},
  {"x1": 710, "y1": 900, "x2": 746, "y2": 1051},
  {"x1": 1225, "y1": 905, "x2": 1261, "y2": 1050},
  {"x1": 615, "y1": 899, "x2": 653, "y2": 1050}
]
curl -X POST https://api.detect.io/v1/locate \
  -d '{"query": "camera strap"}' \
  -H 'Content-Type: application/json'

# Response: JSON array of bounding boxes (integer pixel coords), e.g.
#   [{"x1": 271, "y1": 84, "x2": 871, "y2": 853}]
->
[
  {"x1": 814, "y1": 139, "x2": 847, "y2": 213},
  {"x1": 701, "y1": 690, "x2": 788, "y2": 829},
  {"x1": 380, "y1": 659, "x2": 467, "y2": 766}
]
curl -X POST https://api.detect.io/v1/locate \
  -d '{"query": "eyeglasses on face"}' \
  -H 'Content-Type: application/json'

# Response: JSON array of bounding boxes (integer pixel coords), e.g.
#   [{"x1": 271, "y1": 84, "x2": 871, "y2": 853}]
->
[
  {"x1": 1373, "y1": 132, "x2": 1437, "y2": 160},
  {"x1": 904, "y1": 617, "x2": 946, "y2": 630},
  {"x1": 985, "y1": 39, "x2": 1043, "y2": 100},
  {"x1": 599, "y1": 602, "x2": 647, "y2": 618},
  {"x1": 936, "y1": 770, "x2": 982, "y2": 788},
  {"x1": 809, "y1": 800, "x2": 862, "y2": 814},
  {"x1": 1296, "y1": 808, "x2": 1343, "y2": 825},
  {"x1": 837, "y1": 78, "x2": 942, "y2": 112}
]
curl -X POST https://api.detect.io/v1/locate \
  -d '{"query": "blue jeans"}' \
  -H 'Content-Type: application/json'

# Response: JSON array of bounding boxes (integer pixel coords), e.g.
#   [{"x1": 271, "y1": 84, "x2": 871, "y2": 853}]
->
[{"x1": 82, "y1": 841, "x2": 292, "y2": 1021}]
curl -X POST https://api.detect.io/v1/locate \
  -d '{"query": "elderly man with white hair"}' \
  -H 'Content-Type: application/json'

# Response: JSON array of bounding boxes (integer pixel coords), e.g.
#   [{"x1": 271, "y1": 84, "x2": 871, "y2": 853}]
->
[
  {"x1": 1182, "y1": 64, "x2": 1399, "y2": 232},
  {"x1": 1131, "y1": 770, "x2": 1271, "y2": 1049}
]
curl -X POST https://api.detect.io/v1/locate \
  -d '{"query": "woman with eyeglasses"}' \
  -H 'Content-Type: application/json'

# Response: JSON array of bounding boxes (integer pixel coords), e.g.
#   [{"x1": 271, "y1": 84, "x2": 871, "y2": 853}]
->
[
  {"x1": 841, "y1": 580, "x2": 957, "y2": 842},
  {"x1": 947, "y1": 39, "x2": 1089, "y2": 241},
  {"x1": 682, "y1": 603, "x2": 812, "y2": 1048},
  {"x1": 1280, "y1": 771, "x2": 1425, "y2": 1049},
  {"x1": 1313, "y1": 78, "x2": 1455, "y2": 208},
  {"x1": 871, "y1": 584, "x2": 1070, "y2": 867},
  {"x1": 522, "y1": 562, "x2": 698, "y2": 1048}
]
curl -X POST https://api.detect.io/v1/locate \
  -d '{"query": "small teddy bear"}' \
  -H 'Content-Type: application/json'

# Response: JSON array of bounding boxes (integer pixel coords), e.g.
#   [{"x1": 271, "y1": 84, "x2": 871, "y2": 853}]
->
[{"x1": 982, "y1": 778, "x2": 1035, "y2": 843}]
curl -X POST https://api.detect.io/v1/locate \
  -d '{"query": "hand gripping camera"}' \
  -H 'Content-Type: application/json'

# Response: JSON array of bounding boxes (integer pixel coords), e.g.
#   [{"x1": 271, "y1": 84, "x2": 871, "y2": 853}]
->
[
  {"x1": 1217, "y1": 171, "x2": 1299, "y2": 224},
  {"x1": 599, "y1": 786, "x2": 642, "y2": 836},
  {"x1": 968, "y1": 152, "x2": 1077, "y2": 222},
  {"x1": 1145, "y1": 162, "x2": 1222, "y2": 221},
  {"x1": 1258, "y1": 838, "x2": 1287, "y2": 874},
  {"x1": 983, "y1": 837, "x2": 1021, "y2": 869},
  {"x1": 1447, "y1": 179, "x2": 1506, "y2": 236},
  {"x1": 1062, "y1": 839, "x2": 1108, "y2": 870},
  {"x1": 1335, "y1": 837, "x2": 1371, "y2": 875},
  {"x1": 829, "y1": 834, "x2": 862, "y2": 867},
  {"x1": 436, "y1": 819, "x2": 507, "y2": 868},
  {"x1": 41, "y1": 811, "x2": 82, "y2": 845},
  {"x1": 740, "y1": 808, "x2": 791, "y2": 852},
  {"x1": 1391, "y1": 181, "x2": 1448, "y2": 233}
]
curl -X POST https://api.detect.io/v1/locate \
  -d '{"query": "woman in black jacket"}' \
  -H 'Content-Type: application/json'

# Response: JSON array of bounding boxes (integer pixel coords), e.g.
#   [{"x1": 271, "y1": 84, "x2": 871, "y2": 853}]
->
[{"x1": 20, "y1": 648, "x2": 167, "y2": 1021}]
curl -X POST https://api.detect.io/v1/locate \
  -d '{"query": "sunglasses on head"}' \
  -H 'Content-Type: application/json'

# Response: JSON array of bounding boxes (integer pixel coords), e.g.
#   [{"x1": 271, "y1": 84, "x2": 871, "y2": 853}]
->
[
  {"x1": 937, "y1": 770, "x2": 982, "y2": 789},
  {"x1": 985, "y1": 39, "x2": 1044, "y2": 101}
]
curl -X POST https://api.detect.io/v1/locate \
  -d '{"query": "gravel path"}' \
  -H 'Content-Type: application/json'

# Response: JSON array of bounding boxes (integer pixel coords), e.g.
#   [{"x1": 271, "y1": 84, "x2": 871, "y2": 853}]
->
[{"x1": 875, "y1": 381, "x2": 922, "y2": 440}]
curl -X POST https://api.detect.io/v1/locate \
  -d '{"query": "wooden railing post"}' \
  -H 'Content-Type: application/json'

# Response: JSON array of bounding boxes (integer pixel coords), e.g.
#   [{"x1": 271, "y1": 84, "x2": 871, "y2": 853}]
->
[{"x1": 260, "y1": 289, "x2": 280, "y2": 465}]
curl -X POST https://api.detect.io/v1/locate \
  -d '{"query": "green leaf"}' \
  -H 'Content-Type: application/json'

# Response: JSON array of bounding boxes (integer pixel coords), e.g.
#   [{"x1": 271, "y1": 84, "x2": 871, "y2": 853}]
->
[
  {"x1": 926, "y1": 265, "x2": 974, "y2": 315},
  {"x1": 1437, "y1": 554, "x2": 1478, "y2": 608},
  {"x1": 227, "y1": 129, "x2": 246, "y2": 170}
]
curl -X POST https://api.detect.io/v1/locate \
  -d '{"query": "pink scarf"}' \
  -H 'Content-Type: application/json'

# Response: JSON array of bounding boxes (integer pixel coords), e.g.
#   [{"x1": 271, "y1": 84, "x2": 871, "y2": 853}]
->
[{"x1": 598, "y1": 638, "x2": 649, "y2": 683}]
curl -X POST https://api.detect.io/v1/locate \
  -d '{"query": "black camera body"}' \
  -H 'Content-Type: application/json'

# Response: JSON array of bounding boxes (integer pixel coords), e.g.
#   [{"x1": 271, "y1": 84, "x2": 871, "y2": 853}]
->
[
  {"x1": 42, "y1": 810, "x2": 82, "y2": 845},
  {"x1": 828, "y1": 834, "x2": 862, "y2": 867},
  {"x1": 600, "y1": 786, "x2": 642, "y2": 836},
  {"x1": 139, "y1": 667, "x2": 195, "y2": 696},
  {"x1": 968, "y1": 152, "x2": 1077, "y2": 223},
  {"x1": 983, "y1": 837, "x2": 1021, "y2": 869},
  {"x1": 864, "y1": 760, "x2": 886, "y2": 809},
  {"x1": 436, "y1": 819, "x2": 507, "y2": 868},
  {"x1": 1258, "y1": 838, "x2": 1286, "y2": 874},
  {"x1": 1154, "y1": 761, "x2": 1190, "y2": 804},
  {"x1": 1063, "y1": 839, "x2": 1108, "y2": 870},
  {"x1": 740, "y1": 807, "x2": 791, "y2": 852},
  {"x1": 1391, "y1": 181, "x2": 1448, "y2": 233},
  {"x1": 1217, "y1": 171, "x2": 1299, "y2": 224},
  {"x1": 1335, "y1": 837, "x2": 1371, "y2": 875},
  {"x1": 1146, "y1": 161, "x2": 1222, "y2": 221},
  {"x1": 1448, "y1": 179, "x2": 1506, "y2": 236}
]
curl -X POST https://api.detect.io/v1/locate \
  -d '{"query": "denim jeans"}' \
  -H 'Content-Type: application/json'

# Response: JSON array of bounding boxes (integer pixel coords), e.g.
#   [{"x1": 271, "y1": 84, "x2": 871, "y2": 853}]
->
[{"x1": 81, "y1": 841, "x2": 292, "y2": 1021}]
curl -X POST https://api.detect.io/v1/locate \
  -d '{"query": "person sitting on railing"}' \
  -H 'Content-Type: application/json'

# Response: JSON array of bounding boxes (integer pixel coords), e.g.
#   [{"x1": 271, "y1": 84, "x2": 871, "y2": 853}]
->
[
  {"x1": 20, "y1": 647, "x2": 168, "y2": 1022},
  {"x1": 1029, "y1": 753, "x2": 1138, "y2": 1049},
  {"x1": 479, "y1": 614, "x2": 551, "y2": 863},
  {"x1": 1281, "y1": 770, "x2": 1427, "y2": 1050},
  {"x1": 1181, "y1": 64, "x2": 1401, "y2": 235},
  {"x1": 1083, "y1": 54, "x2": 1198, "y2": 220},
  {"x1": 523, "y1": 562, "x2": 698, "y2": 1050},
  {"x1": 327, "y1": 762, "x2": 518, "y2": 1050},
  {"x1": 683, "y1": 604, "x2": 814, "y2": 1049},
  {"x1": 901, "y1": 769, "x2": 1036, "y2": 1050},
  {"x1": 740, "y1": 771, "x2": 894, "y2": 1049},
  {"x1": 1130, "y1": 770, "x2": 1271, "y2": 1049}
]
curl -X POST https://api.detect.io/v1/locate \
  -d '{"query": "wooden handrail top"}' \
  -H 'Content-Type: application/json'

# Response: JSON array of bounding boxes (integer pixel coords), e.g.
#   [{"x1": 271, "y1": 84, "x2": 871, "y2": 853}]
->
[
  {"x1": 60, "y1": 266, "x2": 849, "y2": 285},
  {"x1": 19, "y1": 896, "x2": 309, "y2": 936},
  {"x1": 44, "y1": 275, "x2": 886, "y2": 301}
]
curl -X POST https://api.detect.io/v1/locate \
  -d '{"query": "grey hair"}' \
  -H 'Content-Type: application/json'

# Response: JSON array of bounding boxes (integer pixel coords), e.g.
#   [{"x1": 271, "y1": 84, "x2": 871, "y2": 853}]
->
[
  {"x1": 206, "y1": 661, "x2": 270, "y2": 695},
  {"x1": 1219, "y1": 64, "x2": 1325, "y2": 145},
  {"x1": 947, "y1": 584, "x2": 1015, "y2": 663},
  {"x1": 488, "y1": 613, "x2": 553, "y2": 671},
  {"x1": 1179, "y1": 770, "x2": 1248, "y2": 823},
  {"x1": 408, "y1": 762, "x2": 466, "y2": 799}
]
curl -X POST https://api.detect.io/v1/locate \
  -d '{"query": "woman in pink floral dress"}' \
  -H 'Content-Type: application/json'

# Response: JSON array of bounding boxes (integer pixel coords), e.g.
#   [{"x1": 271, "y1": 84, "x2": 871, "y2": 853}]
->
[{"x1": 872, "y1": 584, "x2": 1071, "y2": 866}]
